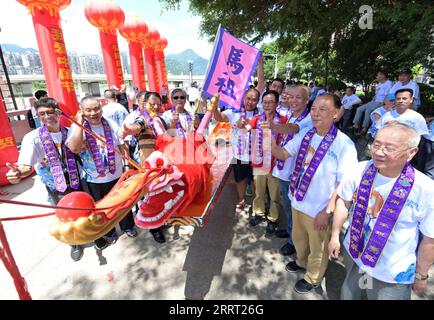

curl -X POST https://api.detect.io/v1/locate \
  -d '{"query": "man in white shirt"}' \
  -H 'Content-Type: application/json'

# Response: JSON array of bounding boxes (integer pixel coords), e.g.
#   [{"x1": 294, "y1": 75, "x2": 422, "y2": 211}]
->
[
  {"x1": 271, "y1": 93, "x2": 358, "y2": 294},
  {"x1": 329, "y1": 123, "x2": 434, "y2": 299},
  {"x1": 162, "y1": 88, "x2": 198, "y2": 137},
  {"x1": 389, "y1": 69, "x2": 421, "y2": 109},
  {"x1": 271, "y1": 85, "x2": 313, "y2": 256},
  {"x1": 340, "y1": 87, "x2": 362, "y2": 135},
  {"x1": 352, "y1": 71, "x2": 393, "y2": 135},
  {"x1": 102, "y1": 89, "x2": 129, "y2": 128},
  {"x1": 376, "y1": 88, "x2": 428, "y2": 136},
  {"x1": 67, "y1": 96, "x2": 137, "y2": 250},
  {"x1": 6, "y1": 98, "x2": 85, "y2": 262}
]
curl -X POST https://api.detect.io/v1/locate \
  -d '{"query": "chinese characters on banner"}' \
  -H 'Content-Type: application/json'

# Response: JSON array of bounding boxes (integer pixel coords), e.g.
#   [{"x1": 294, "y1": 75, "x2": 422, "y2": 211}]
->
[
  {"x1": 113, "y1": 44, "x2": 124, "y2": 85},
  {"x1": 52, "y1": 27, "x2": 75, "y2": 93},
  {"x1": 202, "y1": 26, "x2": 261, "y2": 110}
]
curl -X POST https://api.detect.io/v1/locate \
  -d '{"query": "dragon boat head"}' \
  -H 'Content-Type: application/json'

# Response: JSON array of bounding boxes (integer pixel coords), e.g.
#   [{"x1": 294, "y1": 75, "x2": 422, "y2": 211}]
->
[
  {"x1": 134, "y1": 151, "x2": 188, "y2": 229},
  {"x1": 49, "y1": 150, "x2": 186, "y2": 244}
]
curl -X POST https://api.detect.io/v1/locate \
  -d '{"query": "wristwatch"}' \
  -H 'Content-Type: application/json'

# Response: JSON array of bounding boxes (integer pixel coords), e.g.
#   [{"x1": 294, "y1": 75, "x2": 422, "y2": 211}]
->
[
  {"x1": 325, "y1": 208, "x2": 334, "y2": 217},
  {"x1": 415, "y1": 272, "x2": 429, "y2": 281}
]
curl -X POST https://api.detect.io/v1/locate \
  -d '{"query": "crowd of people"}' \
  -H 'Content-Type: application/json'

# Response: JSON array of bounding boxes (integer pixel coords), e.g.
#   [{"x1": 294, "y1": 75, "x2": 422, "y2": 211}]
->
[{"x1": 5, "y1": 60, "x2": 434, "y2": 300}]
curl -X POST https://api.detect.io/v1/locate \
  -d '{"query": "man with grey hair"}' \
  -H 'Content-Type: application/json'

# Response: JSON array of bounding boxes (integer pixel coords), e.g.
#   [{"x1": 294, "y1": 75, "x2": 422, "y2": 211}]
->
[
  {"x1": 329, "y1": 123, "x2": 434, "y2": 300},
  {"x1": 162, "y1": 88, "x2": 198, "y2": 137},
  {"x1": 67, "y1": 96, "x2": 137, "y2": 250}
]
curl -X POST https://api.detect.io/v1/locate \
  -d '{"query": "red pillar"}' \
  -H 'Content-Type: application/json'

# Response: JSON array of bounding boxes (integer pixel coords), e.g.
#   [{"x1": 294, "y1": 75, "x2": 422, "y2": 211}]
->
[
  {"x1": 144, "y1": 47, "x2": 159, "y2": 93},
  {"x1": 0, "y1": 99, "x2": 19, "y2": 186},
  {"x1": 98, "y1": 31, "x2": 125, "y2": 89},
  {"x1": 128, "y1": 42, "x2": 147, "y2": 91},
  {"x1": 154, "y1": 51, "x2": 165, "y2": 94},
  {"x1": 84, "y1": 0, "x2": 125, "y2": 89},
  {"x1": 154, "y1": 37, "x2": 169, "y2": 103},
  {"x1": 16, "y1": 0, "x2": 79, "y2": 118}
]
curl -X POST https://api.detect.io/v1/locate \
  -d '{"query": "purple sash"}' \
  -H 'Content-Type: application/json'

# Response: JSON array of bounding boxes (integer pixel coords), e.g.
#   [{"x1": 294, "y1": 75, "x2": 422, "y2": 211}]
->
[
  {"x1": 236, "y1": 105, "x2": 247, "y2": 158},
  {"x1": 236, "y1": 107, "x2": 257, "y2": 159},
  {"x1": 172, "y1": 109, "x2": 192, "y2": 138},
  {"x1": 39, "y1": 125, "x2": 79, "y2": 192},
  {"x1": 349, "y1": 162, "x2": 415, "y2": 267},
  {"x1": 289, "y1": 125, "x2": 338, "y2": 201},
  {"x1": 83, "y1": 118, "x2": 116, "y2": 175},
  {"x1": 252, "y1": 112, "x2": 281, "y2": 166},
  {"x1": 276, "y1": 108, "x2": 309, "y2": 170}
]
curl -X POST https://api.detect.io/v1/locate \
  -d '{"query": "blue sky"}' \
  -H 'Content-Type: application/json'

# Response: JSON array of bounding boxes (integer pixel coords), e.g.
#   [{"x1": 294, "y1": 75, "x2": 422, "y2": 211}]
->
[{"x1": 0, "y1": 0, "x2": 213, "y2": 59}]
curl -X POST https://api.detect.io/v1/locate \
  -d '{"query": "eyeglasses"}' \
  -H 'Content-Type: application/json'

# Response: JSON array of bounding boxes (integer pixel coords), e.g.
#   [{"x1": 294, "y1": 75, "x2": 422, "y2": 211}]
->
[
  {"x1": 173, "y1": 96, "x2": 186, "y2": 100},
  {"x1": 370, "y1": 143, "x2": 414, "y2": 155},
  {"x1": 37, "y1": 110, "x2": 57, "y2": 117}
]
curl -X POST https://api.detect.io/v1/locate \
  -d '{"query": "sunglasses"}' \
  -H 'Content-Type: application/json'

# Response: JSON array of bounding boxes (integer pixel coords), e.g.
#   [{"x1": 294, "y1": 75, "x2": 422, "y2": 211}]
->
[{"x1": 173, "y1": 96, "x2": 186, "y2": 100}]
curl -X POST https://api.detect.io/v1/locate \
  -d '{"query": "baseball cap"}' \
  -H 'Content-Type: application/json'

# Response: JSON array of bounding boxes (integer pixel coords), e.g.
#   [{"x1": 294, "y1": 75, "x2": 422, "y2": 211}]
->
[
  {"x1": 385, "y1": 93, "x2": 395, "y2": 100},
  {"x1": 399, "y1": 69, "x2": 412, "y2": 75}
]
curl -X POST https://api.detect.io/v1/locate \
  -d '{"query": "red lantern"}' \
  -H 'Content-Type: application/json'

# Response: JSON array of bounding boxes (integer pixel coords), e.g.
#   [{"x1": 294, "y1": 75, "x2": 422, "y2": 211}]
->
[
  {"x1": 118, "y1": 14, "x2": 148, "y2": 43},
  {"x1": 147, "y1": 27, "x2": 160, "y2": 48},
  {"x1": 84, "y1": 0, "x2": 125, "y2": 89},
  {"x1": 156, "y1": 37, "x2": 168, "y2": 51},
  {"x1": 84, "y1": 0, "x2": 125, "y2": 35},
  {"x1": 17, "y1": 0, "x2": 71, "y2": 16},
  {"x1": 119, "y1": 15, "x2": 148, "y2": 91}
]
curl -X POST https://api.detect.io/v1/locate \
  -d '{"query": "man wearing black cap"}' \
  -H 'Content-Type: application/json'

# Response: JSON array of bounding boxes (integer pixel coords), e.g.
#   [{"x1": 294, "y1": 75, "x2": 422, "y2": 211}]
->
[{"x1": 389, "y1": 69, "x2": 421, "y2": 109}]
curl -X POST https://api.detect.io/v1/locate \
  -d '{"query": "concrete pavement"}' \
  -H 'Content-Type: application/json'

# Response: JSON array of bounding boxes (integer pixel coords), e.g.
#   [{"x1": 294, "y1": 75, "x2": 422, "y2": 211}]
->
[{"x1": 0, "y1": 173, "x2": 433, "y2": 300}]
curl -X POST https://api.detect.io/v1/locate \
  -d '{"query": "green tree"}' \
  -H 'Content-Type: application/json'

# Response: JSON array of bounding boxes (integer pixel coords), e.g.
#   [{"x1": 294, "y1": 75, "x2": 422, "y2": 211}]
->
[{"x1": 160, "y1": 0, "x2": 434, "y2": 84}]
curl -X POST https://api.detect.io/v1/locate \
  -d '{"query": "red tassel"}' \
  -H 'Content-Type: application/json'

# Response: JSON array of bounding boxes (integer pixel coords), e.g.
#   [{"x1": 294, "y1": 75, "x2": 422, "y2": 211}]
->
[{"x1": 0, "y1": 221, "x2": 32, "y2": 300}]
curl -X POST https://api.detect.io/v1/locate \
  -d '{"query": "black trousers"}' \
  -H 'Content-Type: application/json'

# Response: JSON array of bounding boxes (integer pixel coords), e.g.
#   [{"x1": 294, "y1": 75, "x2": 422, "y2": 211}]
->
[
  {"x1": 340, "y1": 109, "x2": 353, "y2": 135},
  {"x1": 416, "y1": 136, "x2": 434, "y2": 180},
  {"x1": 80, "y1": 178, "x2": 135, "y2": 235}
]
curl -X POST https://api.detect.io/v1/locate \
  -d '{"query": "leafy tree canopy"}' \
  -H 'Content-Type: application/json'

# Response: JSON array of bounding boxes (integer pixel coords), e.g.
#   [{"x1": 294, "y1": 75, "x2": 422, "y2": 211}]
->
[{"x1": 160, "y1": 0, "x2": 434, "y2": 84}]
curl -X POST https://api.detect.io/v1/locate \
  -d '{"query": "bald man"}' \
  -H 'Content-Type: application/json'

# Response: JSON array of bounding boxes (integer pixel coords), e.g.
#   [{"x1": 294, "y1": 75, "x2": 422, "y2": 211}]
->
[{"x1": 329, "y1": 123, "x2": 434, "y2": 300}]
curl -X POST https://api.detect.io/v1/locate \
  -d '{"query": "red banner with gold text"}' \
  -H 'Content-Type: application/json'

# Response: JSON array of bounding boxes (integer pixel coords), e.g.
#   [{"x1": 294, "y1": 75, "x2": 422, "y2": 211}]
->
[{"x1": 0, "y1": 99, "x2": 19, "y2": 186}]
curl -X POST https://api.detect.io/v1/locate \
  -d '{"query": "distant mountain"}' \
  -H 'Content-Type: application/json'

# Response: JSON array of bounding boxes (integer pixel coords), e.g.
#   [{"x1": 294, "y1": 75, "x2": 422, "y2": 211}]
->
[
  {"x1": 2, "y1": 43, "x2": 38, "y2": 53},
  {"x1": 165, "y1": 49, "x2": 209, "y2": 76},
  {"x1": 2, "y1": 43, "x2": 209, "y2": 76}
]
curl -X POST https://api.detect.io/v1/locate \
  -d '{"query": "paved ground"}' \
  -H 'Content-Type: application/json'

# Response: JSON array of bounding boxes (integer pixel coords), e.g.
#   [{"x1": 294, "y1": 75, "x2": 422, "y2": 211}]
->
[{"x1": 1, "y1": 172, "x2": 433, "y2": 300}]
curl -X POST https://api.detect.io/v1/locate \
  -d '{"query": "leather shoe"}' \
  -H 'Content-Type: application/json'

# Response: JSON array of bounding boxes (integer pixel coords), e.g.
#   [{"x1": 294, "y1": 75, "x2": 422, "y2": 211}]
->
[
  {"x1": 294, "y1": 279, "x2": 319, "y2": 294},
  {"x1": 150, "y1": 229, "x2": 166, "y2": 243},
  {"x1": 265, "y1": 220, "x2": 276, "y2": 236},
  {"x1": 285, "y1": 260, "x2": 306, "y2": 273},
  {"x1": 280, "y1": 243, "x2": 296, "y2": 256},
  {"x1": 249, "y1": 215, "x2": 263, "y2": 227},
  {"x1": 275, "y1": 229, "x2": 290, "y2": 238}
]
